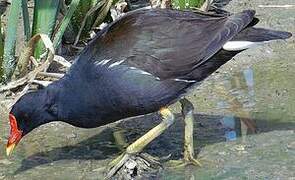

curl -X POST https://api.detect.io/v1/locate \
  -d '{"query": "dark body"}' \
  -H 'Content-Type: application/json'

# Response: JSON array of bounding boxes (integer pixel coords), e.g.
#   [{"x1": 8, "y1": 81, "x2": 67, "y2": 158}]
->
[{"x1": 11, "y1": 8, "x2": 291, "y2": 134}]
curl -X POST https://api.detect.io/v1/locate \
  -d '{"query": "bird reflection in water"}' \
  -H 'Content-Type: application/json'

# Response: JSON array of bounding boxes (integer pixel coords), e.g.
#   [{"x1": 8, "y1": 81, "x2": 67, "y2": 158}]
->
[{"x1": 217, "y1": 67, "x2": 257, "y2": 143}]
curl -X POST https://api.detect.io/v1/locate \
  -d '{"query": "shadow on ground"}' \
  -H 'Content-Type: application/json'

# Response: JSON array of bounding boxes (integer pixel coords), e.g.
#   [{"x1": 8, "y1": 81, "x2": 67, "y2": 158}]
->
[{"x1": 15, "y1": 112, "x2": 295, "y2": 175}]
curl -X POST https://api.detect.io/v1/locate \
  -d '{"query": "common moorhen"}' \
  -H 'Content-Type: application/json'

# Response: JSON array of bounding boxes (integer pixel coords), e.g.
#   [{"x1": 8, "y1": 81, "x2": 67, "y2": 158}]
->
[{"x1": 6, "y1": 8, "x2": 291, "y2": 177}]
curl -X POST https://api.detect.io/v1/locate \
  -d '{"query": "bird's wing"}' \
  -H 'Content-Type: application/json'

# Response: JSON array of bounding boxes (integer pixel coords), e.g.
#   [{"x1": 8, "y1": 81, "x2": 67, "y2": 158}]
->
[{"x1": 79, "y1": 9, "x2": 255, "y2": 80}]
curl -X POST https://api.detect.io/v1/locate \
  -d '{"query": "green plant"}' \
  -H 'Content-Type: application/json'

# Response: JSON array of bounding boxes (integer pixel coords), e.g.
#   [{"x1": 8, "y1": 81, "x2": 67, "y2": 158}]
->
[
  {"x1": 172, "y1": 0, "x2": 205, "y2": 10},
  {"x1": 31, "y1": 0, "x2": 60, "y2": 58},
  {"x1": 1, "y1": 0, "x2": 22, "y2": 82},
  {"x1": 13, "y1": 0, "x2": 81, "y2": 79},
  {"x1": 0, "y1": 15, "x2": 4, "y2": 77},
  {"x1": 0, "y1": 0, "x2": 119, "y2": 83},
  {"x1": 65, "y1": 0, "x2": 100, "y2": 42}
]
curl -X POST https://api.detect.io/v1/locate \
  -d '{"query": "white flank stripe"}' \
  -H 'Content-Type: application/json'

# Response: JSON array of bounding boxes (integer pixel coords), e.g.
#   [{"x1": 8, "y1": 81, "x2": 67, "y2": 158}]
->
[
  {"x1": 223, "y1": 41, "x2": 265, "y2": 51},
  {"x1": 139, "y1": 70, "x2": 152, "y2": 76},
  {"x1": 108, "y1": 60, "x2": 124, "y2": 68},
  {"x1": 95, "y1": 59, "x2": 112, "y2": 66},
  {"x1": 129, "y1": 66, "x2": 152, "y2": 76},
  {"x1": 140, "y1": 6, "x2": 152, "y2": 9},
  {"x1": 174, "y1": 78, "x2": 196, "y2": 83}
]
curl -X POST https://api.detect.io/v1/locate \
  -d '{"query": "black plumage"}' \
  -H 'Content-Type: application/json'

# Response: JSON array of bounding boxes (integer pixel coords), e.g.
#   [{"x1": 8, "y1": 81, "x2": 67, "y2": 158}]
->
[{"x1": 10, "y1": 8, "x2": 291, "y2": 137}]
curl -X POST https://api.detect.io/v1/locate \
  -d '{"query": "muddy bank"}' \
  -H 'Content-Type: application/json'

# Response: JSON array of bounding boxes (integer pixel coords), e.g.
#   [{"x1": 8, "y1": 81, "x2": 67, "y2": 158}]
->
[
  {"x1": 0, "y1": 0, "x2": 295, "y2": 179},
  {"x1": 161, "y1": 130, "x2": 295, "y2": 180}
]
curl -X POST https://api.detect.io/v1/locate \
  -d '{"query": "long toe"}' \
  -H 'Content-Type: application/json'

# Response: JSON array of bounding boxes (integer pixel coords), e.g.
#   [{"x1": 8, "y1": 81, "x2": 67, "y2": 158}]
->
[
  {"x1": 166, "y1": 157, "x2": 202, "y2": 169},
  {"x1": 106, "y1": 153, "x2": 130, "y2": 179},
  {"x1": 187, "y1": 156, "x2": 202, "y2": 167},
  {"x1": 106, "y1": 108, "x2": 174, "y2": 178}
]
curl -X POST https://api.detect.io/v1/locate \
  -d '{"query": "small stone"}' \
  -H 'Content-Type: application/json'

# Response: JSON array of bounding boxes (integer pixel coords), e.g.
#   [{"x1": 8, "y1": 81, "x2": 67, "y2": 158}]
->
[
  {"x1": 0, "y1": 159, "x2": 12, "y2": 165},
  {"x1": 125, "y1": 159, "x2": 137, "y2": 170},
  {"x1": 287, "y1": 141, "x2": 295, "y2": 150},
  {"x1": 65, "y1": 133, "x2": 77, "y2": 139},
  {"x1": 234, "y1": 145, "x2": 245, "y2": 151},
  {"x1": 92, "y1": 167, "x2": 104, "y2": 172},
  {"x1": 218, "y1": 151, "x2": 226, "y2": 156}
]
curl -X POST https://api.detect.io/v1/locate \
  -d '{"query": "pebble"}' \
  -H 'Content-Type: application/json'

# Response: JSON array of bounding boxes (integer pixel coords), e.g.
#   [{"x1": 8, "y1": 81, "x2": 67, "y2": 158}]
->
[
  {"x1": 125, "y1": 159, "x2": 137, "y2": 170},
  {"x1": 0, "y1": 159, "x2": 12, "y2": 165},
  {"x1": 287, "y1": 141, "x2": 295, "y2": 150},
  {"x1": 218, "y1": 151, "x2": 226, "y2": 156},
  {"x1": 65, "y1": 133, "x2": 77, "y2": 139},
  {"x1": 234, "y1": 145, "x2": 246, "y2": 151},
  {"x1": 92, "y1": 167, "x2": 105, "y2": 172}
]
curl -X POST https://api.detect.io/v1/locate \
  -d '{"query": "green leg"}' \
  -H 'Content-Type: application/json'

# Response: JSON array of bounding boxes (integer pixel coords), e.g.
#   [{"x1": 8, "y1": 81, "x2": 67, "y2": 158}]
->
[{"x1": 106, "y1": 108, "x2": 175, "y2": 178}]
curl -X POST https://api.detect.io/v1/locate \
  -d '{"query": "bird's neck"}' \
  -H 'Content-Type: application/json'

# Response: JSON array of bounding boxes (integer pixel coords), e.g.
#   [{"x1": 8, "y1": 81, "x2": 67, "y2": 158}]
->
[
  {"x1": 50, "y1": 77, "x2": 85, "y2": 124},
  {"x1": 39, "y1": 81, "x2": 63, "y2": 124}
]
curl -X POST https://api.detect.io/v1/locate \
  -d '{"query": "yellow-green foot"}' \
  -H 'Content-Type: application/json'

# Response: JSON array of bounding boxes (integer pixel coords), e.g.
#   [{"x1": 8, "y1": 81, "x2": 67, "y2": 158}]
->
[
  {"x1": 186, "y1": 156, "x2": 202, "y2": 167},
  {"x1": 105, "y1": 108, "x2": 175, "y2": 179},
  {"x1": 166, "y1": 157, "x2": 202, "y2": 169}
]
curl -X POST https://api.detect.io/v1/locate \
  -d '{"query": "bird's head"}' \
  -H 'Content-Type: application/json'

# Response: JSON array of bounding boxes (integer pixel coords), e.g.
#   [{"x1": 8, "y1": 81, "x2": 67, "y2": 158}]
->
[{"x1": 6, "y1": 90, "x2": 58, "y2": 156}]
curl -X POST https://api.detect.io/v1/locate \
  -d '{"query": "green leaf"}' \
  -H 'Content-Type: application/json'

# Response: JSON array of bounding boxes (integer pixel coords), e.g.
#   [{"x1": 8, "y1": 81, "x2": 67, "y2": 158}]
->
[
  {"x1": 73, "y1": 0, "x2": 104, "y2": 44},
  {"x1": 22, "y1": 0, "x2": 31, "y2": 42},
  {"x1": 32, "y1": 0, "x2": 60, "y2": 59},
  {"x1": 172, "y1": 0, "x2": 205, "y2": 10},
  {"x1": 0, "y1": 15, "x2": 4, "y2": 78},
  {"x1": 64, "y1": 0, "x2": 100, "y2": 42},
  {"x1": 1, "y1": 0, "x2": 22, "y2": 83},
  {"x1": 53, "y1": 0, "x2": 81, "y2": 49},
  {"x1": 92, "y1": 0, "x2": 113, "y2": 28}
]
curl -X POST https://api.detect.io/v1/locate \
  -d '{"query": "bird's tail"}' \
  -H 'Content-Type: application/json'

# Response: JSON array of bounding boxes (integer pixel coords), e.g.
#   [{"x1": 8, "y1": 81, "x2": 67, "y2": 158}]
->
[
  {"x1": 184, "y1": 26, "x2": 291, "y2": 82},
  {"x1": 222, "y1": 27, "x2": 292, "y2": 51}
]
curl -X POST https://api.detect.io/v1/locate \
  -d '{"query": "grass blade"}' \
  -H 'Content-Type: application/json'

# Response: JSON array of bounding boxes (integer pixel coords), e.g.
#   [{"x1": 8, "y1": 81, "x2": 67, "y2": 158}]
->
[
  {"x1": 64, "y1": 0, "x2": 100, "y2": 43},
  {"x1": 74, "y1": 0, "x2": 104, "y2": 45},
  {"x1": 0, "y1": 15, "x2": 4, "y2": 78},
  {"x1": 22, "y1": 0, "x2": 31, "y2": 42},
  {"x1": 53, "y1": 0, "x2": 81, "y2": 49},
  {"x1": 172, "y1": 0, "x2": 205, "y2": 9},
  {"x1": 1, "y1": 0, "x2": 22, "y2": 83},
  {"x1": 92, "y1": 0, "x2": 113, "y2": 28},
  {"x1": 32, "y1": 0, "x2": 60, "y2": 59}
]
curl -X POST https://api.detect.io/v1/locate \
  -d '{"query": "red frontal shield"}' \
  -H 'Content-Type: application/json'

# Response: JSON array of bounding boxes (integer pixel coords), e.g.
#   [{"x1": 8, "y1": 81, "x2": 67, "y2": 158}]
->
[{"x1": 7, "y1": 113, "x2": 22, "y2": 147}]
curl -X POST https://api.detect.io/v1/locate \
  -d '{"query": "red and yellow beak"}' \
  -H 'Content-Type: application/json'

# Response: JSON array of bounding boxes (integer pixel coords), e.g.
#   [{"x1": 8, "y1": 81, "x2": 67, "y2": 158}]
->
[
  {"x1": 6, "y1": 143, "x2": 16, "y2": 156},
  {"x1": 6, "y1": 114, "x2": 22, "y2": 156}
]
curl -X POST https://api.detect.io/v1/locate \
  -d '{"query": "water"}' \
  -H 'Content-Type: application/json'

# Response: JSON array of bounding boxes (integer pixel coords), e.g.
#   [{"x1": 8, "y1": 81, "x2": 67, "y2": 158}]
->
[{"x1": 0, "y1": 0, "x2": 295, "y2": 179}]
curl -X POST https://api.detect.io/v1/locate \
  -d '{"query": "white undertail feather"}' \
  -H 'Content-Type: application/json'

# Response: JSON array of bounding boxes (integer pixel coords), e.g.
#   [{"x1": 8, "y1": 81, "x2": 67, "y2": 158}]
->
[{"x1": 223, "y1": 41, "x2": 267, "y2": 51}]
